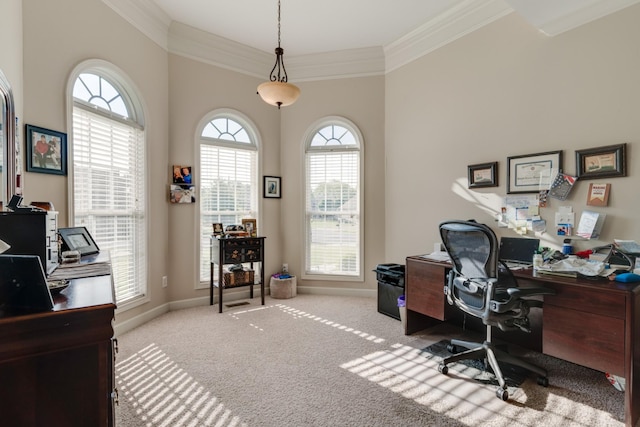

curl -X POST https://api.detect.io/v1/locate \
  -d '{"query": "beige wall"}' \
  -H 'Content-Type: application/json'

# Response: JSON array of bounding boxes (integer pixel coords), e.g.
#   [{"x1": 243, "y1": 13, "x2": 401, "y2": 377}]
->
[
  {"x1": 385, "y1": 7, "x2": 640, "y2": 263},
  {"x1": 15, "y1": 1, "x2": 640, "y2": 325},
  {"x1": 0, "y1": 0, "x2": 23, "y2": 122},
  {"x1": 166, "y1": 53, "x2": 282, "y2": 301},
  {"x1": 281, "y1": 76, "x2": 386, "y2": 292},
  {"x1": 22, "y1": 0, "x2": 170, "y2": 324}
]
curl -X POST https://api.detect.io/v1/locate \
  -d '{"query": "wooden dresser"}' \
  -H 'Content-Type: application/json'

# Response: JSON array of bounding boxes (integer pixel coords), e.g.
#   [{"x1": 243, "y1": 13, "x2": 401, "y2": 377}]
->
[{"x1": 0, "y1": 274, "x2": 116, "y2": 427}]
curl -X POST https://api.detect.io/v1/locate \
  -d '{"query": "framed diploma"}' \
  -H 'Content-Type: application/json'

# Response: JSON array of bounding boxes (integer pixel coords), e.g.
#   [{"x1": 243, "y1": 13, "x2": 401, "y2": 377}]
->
[{"x1": 507, "y1": 150, "x2": 563, "y2": 194}]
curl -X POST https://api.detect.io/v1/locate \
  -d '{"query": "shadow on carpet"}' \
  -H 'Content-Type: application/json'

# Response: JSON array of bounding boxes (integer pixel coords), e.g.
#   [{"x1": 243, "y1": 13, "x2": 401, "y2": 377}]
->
[{"x1": 420, "y1": 340, "x2": 529, "y2": 389}]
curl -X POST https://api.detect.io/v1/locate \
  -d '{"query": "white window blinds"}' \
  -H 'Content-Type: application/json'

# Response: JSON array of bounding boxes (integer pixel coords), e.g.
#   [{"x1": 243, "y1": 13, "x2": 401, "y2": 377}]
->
[
  {"x1": 73, "y1": 106, "x2": 146, "y2": 304},
  {"x1": 305, "y1": 123, "x2": 361, "y2": 277},
  {"x1": 199, "y1": 143, "x2": 257, "y2": 282}
]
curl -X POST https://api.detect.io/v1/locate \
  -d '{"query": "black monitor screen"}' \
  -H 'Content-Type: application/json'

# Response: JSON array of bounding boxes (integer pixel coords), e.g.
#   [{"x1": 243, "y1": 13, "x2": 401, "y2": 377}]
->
[{"x1": 0, "y1": 254, "x2": 54, "y2": 317}]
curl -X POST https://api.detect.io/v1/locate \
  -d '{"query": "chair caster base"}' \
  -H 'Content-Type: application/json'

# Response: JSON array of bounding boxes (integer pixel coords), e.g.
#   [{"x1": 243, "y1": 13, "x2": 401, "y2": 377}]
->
[
  {"x1": 496, "y1": 387, "x2": 509, "y2": 401},
  {"x1": 537, "y1": 376, "x2": 549, "y2": 387},
  {"x1": 438, "y1": 363, "x2": 449, "y2": 375}
]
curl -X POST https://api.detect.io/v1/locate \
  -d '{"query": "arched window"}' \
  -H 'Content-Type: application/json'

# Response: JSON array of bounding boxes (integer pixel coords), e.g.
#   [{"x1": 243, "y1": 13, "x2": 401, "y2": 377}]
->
[
  {"x1": 69, "y1": 61, "x2": 147, "y2": 307},
  {"x1": 304, "y1": 117, "x2": 363, "y2": 280},
  {"x1": 198, "y1": 110, "x2": 259, "y2": 283}
]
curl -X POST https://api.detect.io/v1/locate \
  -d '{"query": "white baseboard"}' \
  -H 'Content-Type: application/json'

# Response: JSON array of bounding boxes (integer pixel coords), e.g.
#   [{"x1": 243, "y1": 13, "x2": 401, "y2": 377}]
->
[{"x1": 113, "y1": 286, "x2": 376, "y2": 335}]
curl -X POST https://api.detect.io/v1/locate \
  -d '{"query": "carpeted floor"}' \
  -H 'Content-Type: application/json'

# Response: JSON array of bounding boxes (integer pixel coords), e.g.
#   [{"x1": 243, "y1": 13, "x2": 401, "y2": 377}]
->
[{"x1": 114, "y1": 294, "x2": 625, "y2": 426}]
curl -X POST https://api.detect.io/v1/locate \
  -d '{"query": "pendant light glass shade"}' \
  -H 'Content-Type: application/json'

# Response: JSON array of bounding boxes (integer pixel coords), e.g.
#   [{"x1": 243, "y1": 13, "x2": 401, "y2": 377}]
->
[
  {"x1": 257, "y1": 0, "x2": 299, "y2": 108},
  {"x1": 257, "y1": 81, "x2": 300, "y2": 108}
]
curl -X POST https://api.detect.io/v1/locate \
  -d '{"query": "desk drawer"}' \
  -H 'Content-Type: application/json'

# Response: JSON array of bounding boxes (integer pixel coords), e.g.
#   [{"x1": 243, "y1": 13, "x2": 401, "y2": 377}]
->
[
  {"x1": 543, "y1": 304, "x2": 624, "y2": 375},
  {"x1": 223, "y1": 247, "x2": 262, "y2": 264},
  {"x1": 542, "y1": 283, "x2": 625, "y2": 320},
  {"x1": 406, "y1": 261, "x2": 447, "y2": 320}
]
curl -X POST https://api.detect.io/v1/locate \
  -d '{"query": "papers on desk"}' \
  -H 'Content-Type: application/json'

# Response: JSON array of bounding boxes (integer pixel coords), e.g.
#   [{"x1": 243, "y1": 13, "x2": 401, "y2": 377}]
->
[
  {"x1": 420, "y1": 251, "x2": 450, "y2": 262},
  {"x1": 535, "y1": 256, "x2": 607, "y2": 278},
  {"x1": 48, "y1": 252, "x2": 111, "y2": 280}
]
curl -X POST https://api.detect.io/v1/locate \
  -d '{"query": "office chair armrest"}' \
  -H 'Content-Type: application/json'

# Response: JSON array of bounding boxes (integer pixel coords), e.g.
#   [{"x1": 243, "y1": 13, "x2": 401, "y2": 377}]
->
[{"x1": 506, "y1": 287, "x2": 555, "y2": 298}]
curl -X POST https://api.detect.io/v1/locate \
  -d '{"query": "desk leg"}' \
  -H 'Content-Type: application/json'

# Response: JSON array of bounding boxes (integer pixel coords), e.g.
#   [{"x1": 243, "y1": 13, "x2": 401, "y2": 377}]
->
[
  {"x1": 260, "y1": 261, "x2": 265, "y2": 306},
  {"x1": 218, "y1": 263, "x2": 223, "y2": 314},
  {"x1": 209, "y1": 262, "x2": 214, "y2": 306},
  {"x1": 249, "y1": 262, "x2": 254, "y2": 299}
]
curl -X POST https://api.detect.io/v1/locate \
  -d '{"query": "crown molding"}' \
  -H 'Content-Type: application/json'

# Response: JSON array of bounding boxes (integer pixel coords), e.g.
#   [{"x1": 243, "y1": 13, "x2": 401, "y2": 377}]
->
[
  {"x1": 105, "y1": 0, "x2": 639, "y2": 81},
  {"x1": 168, "y1": 22, "x2": 271, "y2": 79},
  {"x1": 102, "y1": 0, "x2": 171, "y2": 50},
  {"x1": 384, "y1": 0, "x2": 513, "y2": 73},
  {"x1": 506, "y1": 0, "x2": 640, "y2": 36}
]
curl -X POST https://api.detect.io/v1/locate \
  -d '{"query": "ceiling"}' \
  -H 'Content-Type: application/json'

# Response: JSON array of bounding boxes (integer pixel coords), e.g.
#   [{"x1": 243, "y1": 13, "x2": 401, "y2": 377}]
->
[
  {"x1": 148, "y1": 0, "x2": 639, "y2": 55},
  {"x1": 106, "y1": 0, "x2": 640, "y2": 79}
]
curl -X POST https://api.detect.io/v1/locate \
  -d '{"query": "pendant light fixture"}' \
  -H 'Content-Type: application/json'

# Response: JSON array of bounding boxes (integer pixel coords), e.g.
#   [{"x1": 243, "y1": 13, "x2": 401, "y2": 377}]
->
[{"x1": 257, "y1": 0, "x2": 300, "y2": 109}]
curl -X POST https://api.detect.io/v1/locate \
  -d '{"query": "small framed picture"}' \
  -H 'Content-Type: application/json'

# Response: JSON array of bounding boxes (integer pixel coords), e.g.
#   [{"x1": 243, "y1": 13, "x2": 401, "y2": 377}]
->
[
  {"x1": 264, "y1": 176, "x2": 281, "y2": 198},
  {"x1": 242, "y1": 218, "x2": 257, "y2": 237},
  {"x1": 212, "y1": 223, "x2": 224, "y2": 236},
  {"x1": 58, "y1": 226, "x2": 100, "y2": 256},
  {"x1": 26, "y1": 124, "x2": 67, "y2": 175},
  {"x1": 467, "y1": 162, "x2": 497, "y2": 188},
  {"x1": 172, "y1": 165, "x2": 193, "y2": 184},
  {"x1": 169, "y1": 184, "x2": 196, "y2": 204},
  {"x1": 575, "y1": 143, "x2": 626, "y2": 180}
]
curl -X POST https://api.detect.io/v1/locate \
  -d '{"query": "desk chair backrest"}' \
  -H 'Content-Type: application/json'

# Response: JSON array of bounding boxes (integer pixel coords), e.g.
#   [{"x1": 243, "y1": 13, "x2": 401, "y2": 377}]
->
[{"x1": 439, "y1": 220, "x2": 523, "y2": 330}]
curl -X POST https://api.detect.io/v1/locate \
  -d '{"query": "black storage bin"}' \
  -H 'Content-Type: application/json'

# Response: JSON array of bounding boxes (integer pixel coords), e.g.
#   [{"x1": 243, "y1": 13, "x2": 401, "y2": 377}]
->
[{"x1": 374, "y1": 264, "x2": 405, "y2": 320}]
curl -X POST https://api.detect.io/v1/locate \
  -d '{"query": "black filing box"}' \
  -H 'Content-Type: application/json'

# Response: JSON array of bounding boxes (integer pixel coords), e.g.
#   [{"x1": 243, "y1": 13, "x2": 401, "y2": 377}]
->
[{"x1": 374, "y1": 263, "x2": 405, "y2": 320}]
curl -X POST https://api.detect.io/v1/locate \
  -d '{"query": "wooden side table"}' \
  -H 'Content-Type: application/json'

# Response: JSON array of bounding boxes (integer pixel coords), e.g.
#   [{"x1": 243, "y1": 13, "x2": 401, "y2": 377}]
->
[{"x1": 210, "y1": 236, "x2": 266, "y2": 313}]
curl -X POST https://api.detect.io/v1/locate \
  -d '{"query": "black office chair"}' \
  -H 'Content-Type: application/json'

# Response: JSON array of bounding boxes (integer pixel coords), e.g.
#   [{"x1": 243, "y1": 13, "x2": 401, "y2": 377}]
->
[{"x1": 437, "y1": 220, "x2": 555, "y2": 400}]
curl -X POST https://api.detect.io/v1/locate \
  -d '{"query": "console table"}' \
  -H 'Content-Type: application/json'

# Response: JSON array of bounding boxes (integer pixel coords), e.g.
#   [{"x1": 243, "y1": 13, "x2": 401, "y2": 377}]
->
[
  {"x1": 0, "y1": 273, "x2": 116, "y2": 427},
  {"x1": 210, "y1": 236, "x2": 266, "y2": 313},
  {"x1": 406, "y1": 255, "x2": 640, "y2": 427}
]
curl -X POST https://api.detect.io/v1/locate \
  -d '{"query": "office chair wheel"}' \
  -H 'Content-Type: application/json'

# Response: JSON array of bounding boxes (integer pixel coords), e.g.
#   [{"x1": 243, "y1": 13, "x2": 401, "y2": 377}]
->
[
  {"x1": 437, "y1": 364, "x2": 449, "y2": 375},
  {"x1": 496, "y1": 387, "x2": 509, "y2": 401},
  {"x1": 537, "y1": 376, "x2": 549, "y2": 387}
]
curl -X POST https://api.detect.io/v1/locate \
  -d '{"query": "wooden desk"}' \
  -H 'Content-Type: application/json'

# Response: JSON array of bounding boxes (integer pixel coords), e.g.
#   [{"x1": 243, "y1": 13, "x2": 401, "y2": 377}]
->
[
  {"x1": 210, "y1": 236, "x2": 266, "y2": 313},
  {"x1": 406, "y1": 255, "x2": 640, "y2": 427},
  {"x1": 0, "y1": 274, "x2": 116, "y2": 427}
]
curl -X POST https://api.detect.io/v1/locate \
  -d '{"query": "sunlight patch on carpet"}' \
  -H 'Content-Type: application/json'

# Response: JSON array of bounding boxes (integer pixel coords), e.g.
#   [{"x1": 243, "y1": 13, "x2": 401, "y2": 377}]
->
[
  {"x1": 116, "y1": 343, "x2": 247, "y2": 427},
  {"x1": 340, "y1": 343, "x2": 621, "y2": 426}
]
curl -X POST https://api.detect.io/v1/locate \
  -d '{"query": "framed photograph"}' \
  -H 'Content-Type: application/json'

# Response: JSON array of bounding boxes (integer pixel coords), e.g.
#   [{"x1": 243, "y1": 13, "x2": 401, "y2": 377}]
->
[
  {"x1": 172, "y1": 165, "x2": 193, "y2": 184},
  {"x1": 507, "y1": 150, "x2": 562, "y2": 194},
  {"x1": 26, "y1": 124, "x2": 67, "y2": 175},
  {"x1": 468, "y1": 162, "x2": 497, "y2": 188},
  {"x1": 242, "y1": 218, "x2": 257, "y2": 237},
  {"x1": 169, "y1": 184, "x2": 196, "y2": 204},
  {"x1": 575, "y1": 143, "x2": 626, "y2": 180},
  {"x1": 264, "y1": 176, "x2": 281, "y2": 198},
  {"x1": 58, "y1": 226, "x2": 100, "y2": 256},
  {"x1": 212, "y1": 223, "x2": 224, "y2": 236}
]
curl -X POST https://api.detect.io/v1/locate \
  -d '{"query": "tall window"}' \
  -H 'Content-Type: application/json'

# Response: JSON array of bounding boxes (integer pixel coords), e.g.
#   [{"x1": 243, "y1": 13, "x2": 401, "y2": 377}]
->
[
  {"x1": 71, "y1": 67, "x2": 147, "y2": 306},
  {"x1": 199, "y1": 111, "x2": 258, "y2": 282},
  {"x1": 304, "y1": 117, "x2": 363, "y2": 279}
]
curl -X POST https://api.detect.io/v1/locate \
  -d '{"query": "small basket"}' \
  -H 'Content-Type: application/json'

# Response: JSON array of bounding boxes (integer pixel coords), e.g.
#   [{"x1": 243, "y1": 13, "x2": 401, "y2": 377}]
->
[{"x1": 223, "y1": 268, "x2": 254, "y2": 287}]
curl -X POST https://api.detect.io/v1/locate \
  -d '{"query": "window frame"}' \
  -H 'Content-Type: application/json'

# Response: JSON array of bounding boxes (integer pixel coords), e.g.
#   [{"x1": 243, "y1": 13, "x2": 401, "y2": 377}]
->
[
  {"x1": 195, "y1": 108, "x2": 261, "y2": 288},
  {"x1": 66, "y1": 59, "x2": 149, "y2": 312},
  {"x1": 302, "y1": 116, "x2": 364, "y2": 282}
]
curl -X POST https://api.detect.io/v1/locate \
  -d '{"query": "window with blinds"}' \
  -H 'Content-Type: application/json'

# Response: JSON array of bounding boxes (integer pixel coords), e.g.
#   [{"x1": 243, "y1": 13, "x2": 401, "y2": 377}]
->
[
  {"x1": 199, "y1": 116, "x2": 257, "y2": 283},
  {"x1": 305, "y1": 120, "x2": 362, "y2": 278},
  {"x1": 72, "y1": 71, "x2": 146, "y2": 305}
]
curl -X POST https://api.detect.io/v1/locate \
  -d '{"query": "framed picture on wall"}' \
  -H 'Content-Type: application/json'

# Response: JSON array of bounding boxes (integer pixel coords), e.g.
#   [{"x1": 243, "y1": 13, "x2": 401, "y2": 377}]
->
[
  {"x1": 25, "y1": 124, "x2": 67, "y2": 176},
  {"x1": 575, "y1": 143, "x2": 626, "y2": 180},
  {"x1": 263, "y1": 176, "x2": 281, "y2": 198},
  {"x1": 507, "y1": 150, "x2": 562, "y2": 194},
  {"x1": 467, "y1": 162, "x2": 498, "y2": 188}
]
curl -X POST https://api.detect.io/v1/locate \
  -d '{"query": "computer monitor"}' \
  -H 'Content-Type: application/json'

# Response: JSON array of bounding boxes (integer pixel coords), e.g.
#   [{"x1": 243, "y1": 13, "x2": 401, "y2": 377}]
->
[
  {"x1": 0, "y1": 254, "x2": 54, "y2": 317},
  {"x1": 498, "y1": 237, "x2": 540, "y2": 265}
]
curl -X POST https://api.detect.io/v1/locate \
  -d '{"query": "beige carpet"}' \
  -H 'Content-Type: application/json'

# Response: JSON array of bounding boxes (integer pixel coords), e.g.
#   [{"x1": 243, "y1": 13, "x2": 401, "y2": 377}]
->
[{"x1": 114, "y1": 294, "x2": 625, "y2": 426}]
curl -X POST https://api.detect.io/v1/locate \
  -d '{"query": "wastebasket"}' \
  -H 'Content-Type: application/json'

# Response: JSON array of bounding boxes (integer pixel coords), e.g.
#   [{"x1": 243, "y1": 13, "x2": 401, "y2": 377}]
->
[
  {"x1": 397, "y1": 295, "x2": 407, "y2": 331},
  {"x1": 373, "y1": 263, "x2": 405, "y2": 320}
]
